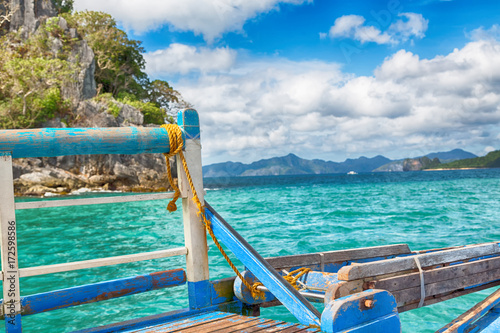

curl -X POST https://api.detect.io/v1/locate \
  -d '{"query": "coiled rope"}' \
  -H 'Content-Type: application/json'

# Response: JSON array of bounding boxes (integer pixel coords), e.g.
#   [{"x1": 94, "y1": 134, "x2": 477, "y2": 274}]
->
[{"x1": 161, "y1": 124, "x2": 310, "y2": 299}]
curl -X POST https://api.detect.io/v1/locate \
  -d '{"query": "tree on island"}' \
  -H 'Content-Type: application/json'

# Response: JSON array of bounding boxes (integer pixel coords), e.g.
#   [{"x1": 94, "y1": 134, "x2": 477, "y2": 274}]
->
[{"x1": 0, "y1": 0, "x2": 188, "y2": 129}]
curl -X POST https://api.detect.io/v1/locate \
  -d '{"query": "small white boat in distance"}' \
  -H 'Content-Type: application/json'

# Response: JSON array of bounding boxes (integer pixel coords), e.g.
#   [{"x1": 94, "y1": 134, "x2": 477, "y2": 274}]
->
[{"x1": 347, "y1": 171, "x2": 358, "y2": 175}]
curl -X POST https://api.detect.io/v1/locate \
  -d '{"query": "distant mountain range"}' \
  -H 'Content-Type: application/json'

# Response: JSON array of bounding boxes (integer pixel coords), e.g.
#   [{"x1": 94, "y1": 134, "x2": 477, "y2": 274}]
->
[{"x1": 202, "y1": 149, "x2": 479, "y2": 177}]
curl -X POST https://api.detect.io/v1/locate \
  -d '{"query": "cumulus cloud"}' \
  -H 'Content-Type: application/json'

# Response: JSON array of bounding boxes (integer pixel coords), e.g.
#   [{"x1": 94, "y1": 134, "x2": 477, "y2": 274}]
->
[
  {"x1": 388, "y1": 13, "x2": 428, "y2": 42},
  {"x1": 328, "y1": 15, "x2": 391, "y2": 44},
  {"x1": 469, "y1": 24, "x2": 500, "y2": 41},
  {"x1": 144, "y1": 44, "x2": 237, "y2": 75},
  {"x1": 155, "y1": 37, "x2": 500, "y2": 164},
  {"x1": 74, "y1": 0, "x2": 310, "y2": 41},
  {"x1": 326, "y1": 12, "x2": 428, "y2": 45}
]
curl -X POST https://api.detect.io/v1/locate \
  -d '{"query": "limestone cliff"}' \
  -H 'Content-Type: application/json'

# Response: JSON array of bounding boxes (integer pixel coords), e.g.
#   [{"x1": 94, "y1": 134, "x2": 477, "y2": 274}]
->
[
  {"x1": 402, "y1": 156, "x2": 441, "y2": 171},
  {"x1": 9, "y1": 0, "x2": 57, "y2": 34},
  {"x1": 4, "y1": 1, "x2": 173, "y2": 196}
]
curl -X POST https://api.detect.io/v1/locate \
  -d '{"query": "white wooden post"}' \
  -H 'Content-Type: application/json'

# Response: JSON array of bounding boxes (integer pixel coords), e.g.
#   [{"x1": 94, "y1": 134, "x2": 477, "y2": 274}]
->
[
  {"x1": 176, "y1": 109, "x2": 211, "y2": 309},
  {"x1": 0, "y1": 153, "x2": 22, "y2": 331}
]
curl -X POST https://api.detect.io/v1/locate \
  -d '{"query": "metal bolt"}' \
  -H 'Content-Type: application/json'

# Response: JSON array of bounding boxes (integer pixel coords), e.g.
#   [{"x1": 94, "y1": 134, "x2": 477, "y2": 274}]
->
[{"x1": 364, "y1": 299, "x2": 374, "y2": 308}]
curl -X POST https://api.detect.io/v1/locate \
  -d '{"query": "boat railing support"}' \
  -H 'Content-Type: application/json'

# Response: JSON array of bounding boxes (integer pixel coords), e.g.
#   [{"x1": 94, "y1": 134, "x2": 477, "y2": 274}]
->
[
  {"x1": 0, "y1": 153, "x2": 22, "y2": 332},
  {"x1": 176, "y1": 109, "x2": 211, "y2": 309},
  {"x1": 0, "y1": 109, "x2": 214, "y2": 331}
]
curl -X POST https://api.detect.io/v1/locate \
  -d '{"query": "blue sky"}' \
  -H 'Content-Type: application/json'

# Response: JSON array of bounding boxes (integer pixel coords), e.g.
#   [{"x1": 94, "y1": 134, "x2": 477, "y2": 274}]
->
[{"x1": 74, "y1": 0, "x2": 500, "y2": 165}]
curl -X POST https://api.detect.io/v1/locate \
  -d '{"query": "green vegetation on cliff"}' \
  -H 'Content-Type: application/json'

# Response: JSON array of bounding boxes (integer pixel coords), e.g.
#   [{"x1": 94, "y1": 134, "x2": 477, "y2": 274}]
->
[
  {"x1": 0, "y1": 18, "x2": 76, "y2": 128},
  {"x1": 428, "y1": 150, "x2": 500, "y2": 169},
  {"x1": 0, "y1": 3, "x2": 186, "y2": 129}
]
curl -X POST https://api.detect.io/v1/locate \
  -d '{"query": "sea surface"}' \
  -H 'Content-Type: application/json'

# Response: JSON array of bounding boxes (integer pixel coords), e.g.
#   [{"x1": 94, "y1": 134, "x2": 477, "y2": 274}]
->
[{"x1": 7, "y1": 169, "x2": 500, "y2": 332}]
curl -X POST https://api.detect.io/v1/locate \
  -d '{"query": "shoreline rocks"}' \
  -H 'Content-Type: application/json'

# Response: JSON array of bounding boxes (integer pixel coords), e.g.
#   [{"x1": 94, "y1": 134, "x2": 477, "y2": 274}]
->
[{"x1": 13, "y1": 99, "x2": 175, "y2": 197}]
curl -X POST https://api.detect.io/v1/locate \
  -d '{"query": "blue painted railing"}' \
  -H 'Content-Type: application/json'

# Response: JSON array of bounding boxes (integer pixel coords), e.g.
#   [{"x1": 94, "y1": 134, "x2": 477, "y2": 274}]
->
[
  {"x1": 0, "y1": 110, "x2": 207, "y2": 333},
  {"x1": 0, "y1": 127, "x2": 177, "y2": 158},
  {"x1": 16, "y1": 269, "x2": 186, "y2": 317}
]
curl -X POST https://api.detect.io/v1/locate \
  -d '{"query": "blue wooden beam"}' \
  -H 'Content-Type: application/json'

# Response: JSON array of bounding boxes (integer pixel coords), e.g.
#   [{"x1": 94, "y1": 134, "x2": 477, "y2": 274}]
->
[
  {"x1": 321, "y1": 289, "x2": 400, "y2": 333},
  {"x1": 0, "y1": 269, "x2": 186, "y2": 318},
  {"x1": 437, "y1": 287, "x2": 500, "y2": 333},
  {"x1": 204, "y1": 202, "x2": 321, "y2": 326},
  {"x1": 0, "y1": 126, "x2": 179, "y2": 158}
]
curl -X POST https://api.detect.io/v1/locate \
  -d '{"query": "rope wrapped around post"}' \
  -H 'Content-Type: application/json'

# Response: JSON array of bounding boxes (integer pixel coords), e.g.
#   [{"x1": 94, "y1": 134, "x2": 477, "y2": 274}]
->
[{"x1": 161, "y1": 124, "x2": 265, "y2": 299}]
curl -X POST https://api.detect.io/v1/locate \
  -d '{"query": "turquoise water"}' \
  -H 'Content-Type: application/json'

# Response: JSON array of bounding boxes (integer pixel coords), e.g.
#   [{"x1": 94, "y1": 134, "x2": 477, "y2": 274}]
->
[{"x1": 8, "y1": 169, "x2": 500, "y2": 332}]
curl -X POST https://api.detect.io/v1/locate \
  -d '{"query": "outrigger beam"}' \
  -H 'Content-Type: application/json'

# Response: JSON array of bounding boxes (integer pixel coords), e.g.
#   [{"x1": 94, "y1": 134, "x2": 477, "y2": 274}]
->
[{"x1": 204, "y1": 202, "x2": 321, "y2": 327}]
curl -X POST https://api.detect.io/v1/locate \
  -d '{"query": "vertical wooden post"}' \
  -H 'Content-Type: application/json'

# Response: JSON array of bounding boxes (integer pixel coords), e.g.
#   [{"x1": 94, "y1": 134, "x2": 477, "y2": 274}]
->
[
  {"x1": 0, "y1": 153, "x2": 22, "y2": 332},
  {"x1": 176, "y1": 109, "x2": 211, "y2": 309}
]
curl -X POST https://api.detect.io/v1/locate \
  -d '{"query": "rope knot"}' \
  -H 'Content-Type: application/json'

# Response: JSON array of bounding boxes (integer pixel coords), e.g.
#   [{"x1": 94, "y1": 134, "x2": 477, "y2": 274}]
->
[{"x1": 167, "y1": 201, "x2": 178, "y2": 212}]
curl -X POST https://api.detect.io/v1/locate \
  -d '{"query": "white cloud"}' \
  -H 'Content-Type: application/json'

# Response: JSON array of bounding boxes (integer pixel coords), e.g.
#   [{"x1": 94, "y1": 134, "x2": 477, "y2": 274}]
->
[
  {"x1": 388, "y1": 13, "x2": 428, "y2": 42},
  {"x1": 328, "y1": 15, "x2": 391, "y2": 44},
  {"x1": 73, "y1": 0, "x2": 310, "y2": 41},
  {"x1": 326, "y1": 12, "x2": 428, "y2": 45},
  {"x1": 469, "y1": 24, "x2": 500, "y2": 41},
  {"x1": 156, "y1": 38, "x2": 500, "y2": 164},
  {"x1": 144, "y1": 44, "x2": 237, "y2": 75}
]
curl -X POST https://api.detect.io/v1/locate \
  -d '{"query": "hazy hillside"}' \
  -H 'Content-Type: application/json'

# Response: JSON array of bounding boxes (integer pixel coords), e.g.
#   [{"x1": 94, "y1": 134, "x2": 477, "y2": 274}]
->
[
  {"x1": 425, "y1": 149, "x2": 477, "y2": 162},
  {"x1": 429, "y1": 150, "x2": 500, "y2": 169},
  {"x1": 204, "y1": 149, "x2": 481, "y2": 177},
  {"x1": 203, "y1": 153, "x2": 391, "y2": 177}
]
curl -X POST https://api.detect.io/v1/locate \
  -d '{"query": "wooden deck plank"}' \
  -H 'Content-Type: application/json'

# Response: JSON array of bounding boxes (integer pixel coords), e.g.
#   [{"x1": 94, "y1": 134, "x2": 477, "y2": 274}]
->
[
  {"x1": 163, "y1": 313, "x2": 239, "y2": 333},
  {"x1": 170, "y1": 314, "x2": 255, "y2": 333},
  {"x1": 214, "y1": 318, "x2": 273, "y2": 333},
  {"x1": 251, "y1": 322, "x2": 297, "y2": 332},
  {"x1": 272, "y1": 326, "x2": 309, "y2": 333},
  {"x1": 229, "y1": 320, "x2": 286, "y2": 333},
  {"x1": 125, "y1": 312, "x2": 320, "y2": 333},
  {"x1": 131, "y1": 312, "x2": 235, "y2": 332}
]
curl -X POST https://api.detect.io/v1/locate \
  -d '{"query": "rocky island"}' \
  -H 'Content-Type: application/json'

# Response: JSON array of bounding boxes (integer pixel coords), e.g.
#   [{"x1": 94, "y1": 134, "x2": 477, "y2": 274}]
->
[{"x1": 1, "y1": 0, "x2": 185, "y2": 196}]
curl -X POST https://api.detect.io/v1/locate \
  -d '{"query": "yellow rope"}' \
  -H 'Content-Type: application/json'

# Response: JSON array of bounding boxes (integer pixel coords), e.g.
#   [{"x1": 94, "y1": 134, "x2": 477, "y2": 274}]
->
[{"x1": 161, "y1": 124, "x2": 310, "y2": 300}]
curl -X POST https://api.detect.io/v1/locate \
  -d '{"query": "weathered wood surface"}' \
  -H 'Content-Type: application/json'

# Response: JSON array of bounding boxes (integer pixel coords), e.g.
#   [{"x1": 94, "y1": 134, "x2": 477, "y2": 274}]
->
[
  {"x1": 15, "y1": 192, "x2": 175, "y2": 210},
  {"x1": 375, "y1": 256, "x2": 500, "y2": 292},
  {"x1": 392, "y1": 267, "x2": 500, "y2": 307},
  {"x1": 0, "y1": 269, "x2": 186, "y2": 318},
  {"x1": 327, "y1": 256, "x2": 500, "y2": 311},
  {"x1": 0, "y1": 127, "x2": 173, "y2": 158},
  {"x1": 264, "y1": 244, "x2": 411, "y2": 270},
  {"x1": 398, "y1": 280, "x2": 500, "y2": 313},
  {"x1": 0, "y1": 154, "x2": 22, "y2": 331},
  {"x1": 127, "y1": 311, "x2": 320, "y2": 332},
  {"x1": 337, "y1": 242, "x2": 500, "y2": 281},
  {"x1": 19, "y1": 247, "x2": 187, "y2": 278}
]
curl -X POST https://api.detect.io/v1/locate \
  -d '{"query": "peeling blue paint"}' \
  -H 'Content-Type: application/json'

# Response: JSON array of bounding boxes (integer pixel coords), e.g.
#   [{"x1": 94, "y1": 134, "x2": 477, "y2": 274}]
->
[
  {"x1": 177, "y1": 109, "x2": 200, "y2": 140},
  {"x1": 321, "y1": 289, "x2": 401, "y2": 333},
  {"x1": 188, "y1": 280, "x2": 211, "y2": 309},
  {"x1": 0, "y1": 269, "x2": 186, "y2": 317},
  {"x1": 0, "y1": 127, "x2": 174, "y2": 158},
  {"x1": 205, "y1": 202, "x2": 321, "y2": 326}
]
